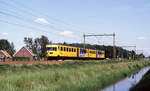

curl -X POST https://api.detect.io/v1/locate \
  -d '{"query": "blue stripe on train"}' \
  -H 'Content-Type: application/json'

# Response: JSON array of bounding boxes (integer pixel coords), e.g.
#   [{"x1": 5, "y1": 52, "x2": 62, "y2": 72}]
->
[{"x1": 80, "y1": 53, "x2": 85, "y2": 57}]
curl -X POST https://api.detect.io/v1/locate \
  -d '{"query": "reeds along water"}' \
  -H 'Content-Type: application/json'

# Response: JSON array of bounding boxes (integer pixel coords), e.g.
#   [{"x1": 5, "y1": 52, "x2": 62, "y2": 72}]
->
[{"x1": 0, "y1": 60, "x2": 149, "y2": 91}]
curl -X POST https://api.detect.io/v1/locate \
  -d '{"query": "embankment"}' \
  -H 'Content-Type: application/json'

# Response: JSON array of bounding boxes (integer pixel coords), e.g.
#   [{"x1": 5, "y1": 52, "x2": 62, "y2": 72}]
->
[
  {"x1": 130, "y1": 67, "x2": 150, "y2": 91},
  {"x1": 0, "y1": 60, "x2": 149, "y2": 91}
]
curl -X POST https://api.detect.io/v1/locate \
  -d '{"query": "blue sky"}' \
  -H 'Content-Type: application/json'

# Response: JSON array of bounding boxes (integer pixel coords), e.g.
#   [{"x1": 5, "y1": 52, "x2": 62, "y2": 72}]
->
[{"x1": 0, "y1": 0, "x2": 150, "y2": 56}]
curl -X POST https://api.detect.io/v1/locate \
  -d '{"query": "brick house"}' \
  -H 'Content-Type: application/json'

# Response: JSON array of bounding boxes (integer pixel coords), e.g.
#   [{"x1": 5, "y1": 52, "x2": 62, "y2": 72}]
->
[
  {"x1": 14, "y1": 46, "x2": 36, "y2": 60},
  {"x1": 0, "y1": 50, "x2": 11, "y2": 61}
]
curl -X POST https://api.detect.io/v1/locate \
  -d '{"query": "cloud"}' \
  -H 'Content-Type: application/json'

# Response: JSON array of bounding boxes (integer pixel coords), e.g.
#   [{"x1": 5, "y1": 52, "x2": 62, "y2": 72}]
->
[
  {"x1": 1, "y1": 32, "x2": 8, "y2": 36},
  {"x1": 136, "y1": 36, "x2": 146, "y2": 40},
  {"x1": 60, "y1": 31, "x2": 73, "y2": 37},
  {"x1": 34, "y1": 18, "x2": 49, "y2": 24}
]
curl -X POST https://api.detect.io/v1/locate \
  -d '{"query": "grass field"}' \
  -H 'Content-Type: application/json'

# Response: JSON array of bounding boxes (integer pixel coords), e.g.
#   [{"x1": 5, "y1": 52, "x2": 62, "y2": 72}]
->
[{"x1": 0, "y1": 60, "x2": 149, "y2": 91}]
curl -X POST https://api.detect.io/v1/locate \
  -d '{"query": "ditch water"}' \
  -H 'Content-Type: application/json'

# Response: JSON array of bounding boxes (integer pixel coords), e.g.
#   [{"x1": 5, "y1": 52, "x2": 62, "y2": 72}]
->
[{"x1": 102, "y1": 67, "x2": 150, "y2": 91}]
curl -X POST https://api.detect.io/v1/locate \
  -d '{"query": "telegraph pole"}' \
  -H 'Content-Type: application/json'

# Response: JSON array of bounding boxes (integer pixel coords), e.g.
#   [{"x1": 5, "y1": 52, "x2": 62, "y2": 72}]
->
[{"x1": 83, "y1": 33, "x2": 116, "y2": 59}]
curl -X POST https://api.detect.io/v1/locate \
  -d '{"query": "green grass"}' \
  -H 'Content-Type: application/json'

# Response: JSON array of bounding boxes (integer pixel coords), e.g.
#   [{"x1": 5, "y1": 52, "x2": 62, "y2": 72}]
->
[{"x1": 0, "y1": 60, "x2": 149, "y2": 91}]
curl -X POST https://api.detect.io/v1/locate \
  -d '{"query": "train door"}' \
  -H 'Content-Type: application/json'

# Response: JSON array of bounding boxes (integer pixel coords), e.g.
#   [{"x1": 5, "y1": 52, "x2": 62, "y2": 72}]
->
[
  {"x1": 77, "y1": 48, "x2": 79, "y2": 57},
  {"x1": 96, "y1": 50, "x2": 98, "y2": 58}
]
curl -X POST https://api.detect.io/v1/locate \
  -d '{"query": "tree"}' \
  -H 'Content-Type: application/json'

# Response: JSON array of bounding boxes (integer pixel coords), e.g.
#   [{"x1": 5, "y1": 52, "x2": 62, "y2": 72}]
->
[
  {"x1": 63, "y1": 41, "x2": 67, "y2": 45},
  {"x1": 9, "y1": 42, "x2": 16, "y2": 56},
  {"x1": 39, "y1": 35, "x2": 49, "y2": 57},
  {"x1": 24, "y1": 37, "x2": 33, "y2": 50},
  {"x1": 0, "y1": 39, "x2": 15, "y2": 56},
  {"x1": 24, "y1": 35, "x2": 50, "y2": 58}
]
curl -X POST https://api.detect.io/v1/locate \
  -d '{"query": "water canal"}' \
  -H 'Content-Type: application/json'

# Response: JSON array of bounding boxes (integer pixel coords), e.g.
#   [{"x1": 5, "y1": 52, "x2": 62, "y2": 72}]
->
[{"x1": 102, "y1": 67, "x2": 150, "y2": 91}]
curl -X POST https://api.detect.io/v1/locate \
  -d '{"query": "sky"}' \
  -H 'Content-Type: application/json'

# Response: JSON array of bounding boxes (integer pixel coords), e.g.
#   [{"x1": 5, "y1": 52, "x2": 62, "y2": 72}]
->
[{"x1": 0, "y1": 0, "x2": 150, "y2": 56}]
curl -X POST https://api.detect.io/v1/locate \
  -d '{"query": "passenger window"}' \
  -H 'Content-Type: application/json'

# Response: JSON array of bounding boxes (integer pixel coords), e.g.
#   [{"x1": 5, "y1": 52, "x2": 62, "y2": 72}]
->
[
  {"x1": 65, "y1": 47, "x2": 67, "y2": 51},
  {"x1": 64, "y1": 47, "x2": 65, "y2": 51},
  {"x1": 61, "y1": 47, "x2": 63, "y2": 51},
  {"x1": 72, "y1": 48, "x2": 73, "y2": 52},
  {"x1": 69, "y1": 48, "x2": 71, "y2": 52}
]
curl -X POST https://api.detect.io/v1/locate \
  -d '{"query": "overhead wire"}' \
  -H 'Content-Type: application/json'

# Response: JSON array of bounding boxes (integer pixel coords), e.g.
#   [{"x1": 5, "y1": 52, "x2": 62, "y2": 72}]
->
[
  {"x1": 1, "y1": 0, "x2": 101, "y2": 44},
  {"x1": 0, "y1": 0, "x2": 84, "y2": 35},
  {"x1": 0, "y1": 11, "x2": 81, "y2": 43},
  {"x1": 0, "y1": 2, "x2": 82, "y2": 42},
  {"x1": 4, "y1": 0, "x2": 95, "y2": 34},
  {"x1": 8, "y1": 0, "x2": 86, "y2": 34}
]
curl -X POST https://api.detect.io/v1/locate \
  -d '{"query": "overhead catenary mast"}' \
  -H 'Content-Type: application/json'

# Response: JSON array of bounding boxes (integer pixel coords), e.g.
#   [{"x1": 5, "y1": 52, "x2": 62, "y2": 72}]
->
[{"x1": 83, "y1": 33, "x2": 116, "y2": 59}]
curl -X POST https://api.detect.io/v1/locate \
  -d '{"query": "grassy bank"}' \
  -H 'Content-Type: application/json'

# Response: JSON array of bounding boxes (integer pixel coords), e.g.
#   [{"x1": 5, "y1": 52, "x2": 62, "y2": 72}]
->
[
  {"x1": 0, "y1": 60, "x2": 149, "y2": 91},
  {"x1": 130, "y1": 67, "x2": 150, "y2": 91}
]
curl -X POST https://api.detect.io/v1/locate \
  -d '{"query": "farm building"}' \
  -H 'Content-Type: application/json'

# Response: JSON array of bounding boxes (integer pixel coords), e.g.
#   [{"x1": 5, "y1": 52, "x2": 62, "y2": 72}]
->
[
  {"x1": 0, "y1": 50, "x2": 11, "y2": 61},
  {"x1": 14, "y1": 46, "x2": 36, "y2": 60}
]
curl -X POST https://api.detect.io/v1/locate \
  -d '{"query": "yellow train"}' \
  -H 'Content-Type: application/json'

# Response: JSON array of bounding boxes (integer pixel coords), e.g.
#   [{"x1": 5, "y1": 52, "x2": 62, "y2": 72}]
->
[{"x1": 46, "y1": 44, "x2": 105, "y2": 60}]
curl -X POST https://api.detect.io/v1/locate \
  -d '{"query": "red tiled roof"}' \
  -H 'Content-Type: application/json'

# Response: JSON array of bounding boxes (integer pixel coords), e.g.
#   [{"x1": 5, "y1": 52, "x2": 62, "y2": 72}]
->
[
  {"x1": 13, "y1": 46, "x2": 35, "y2": 57},
  {"x1": 0, "y1": 50, "x2": 11, "y2": 58}
]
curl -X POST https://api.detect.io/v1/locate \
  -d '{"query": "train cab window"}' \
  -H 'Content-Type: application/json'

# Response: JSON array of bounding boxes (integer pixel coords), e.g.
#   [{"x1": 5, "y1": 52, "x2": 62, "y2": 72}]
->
[{"x1": 47, "y1": 47, "x2": 57, "y2": 51}]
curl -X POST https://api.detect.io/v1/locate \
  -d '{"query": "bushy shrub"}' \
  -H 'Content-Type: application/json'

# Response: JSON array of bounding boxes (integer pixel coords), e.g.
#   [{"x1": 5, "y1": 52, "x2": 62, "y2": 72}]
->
[{"x1": 12, "y1": 57, "x2": 30, "y2": 61}]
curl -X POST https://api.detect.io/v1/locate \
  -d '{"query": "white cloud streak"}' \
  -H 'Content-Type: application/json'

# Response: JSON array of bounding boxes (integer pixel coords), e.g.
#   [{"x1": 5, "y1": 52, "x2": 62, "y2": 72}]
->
[
  {"x1": 34, "y1": 18, "x2": 49, "y2": 24},
  {"x1": 1, "y1": 32, "x2": 8, "y2": 36},
  {"x1": 136, "y1": 36, "x2": 146, "y2": 40},
  {"x1": 60, "y1": 31, "x2": 73, "y2": 37}
]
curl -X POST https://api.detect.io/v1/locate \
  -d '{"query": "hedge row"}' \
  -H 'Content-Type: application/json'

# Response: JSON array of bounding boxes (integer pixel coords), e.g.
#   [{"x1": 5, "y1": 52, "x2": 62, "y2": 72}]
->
[{"x1": 12, "y1": 57, "x2": 30, "y2": 61}]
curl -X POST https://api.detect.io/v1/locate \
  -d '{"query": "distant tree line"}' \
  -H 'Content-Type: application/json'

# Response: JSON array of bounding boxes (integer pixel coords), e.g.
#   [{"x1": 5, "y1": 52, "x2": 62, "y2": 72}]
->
[{"x1": 0, "y1": 35, "x2": 145, "y2": 59}]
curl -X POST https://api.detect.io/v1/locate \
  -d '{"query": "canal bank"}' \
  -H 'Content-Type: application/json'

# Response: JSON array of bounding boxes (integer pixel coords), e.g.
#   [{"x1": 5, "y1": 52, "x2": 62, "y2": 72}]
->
[
  {"x1": 0, "y1": 60, "x2": 149, "y2": 91},
  {"x1": 102, "y1": 66, "x2": 150, "y2": 91},
  {"x1": 130, "y1": 67, "x2": 150, "y2": 91}
]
